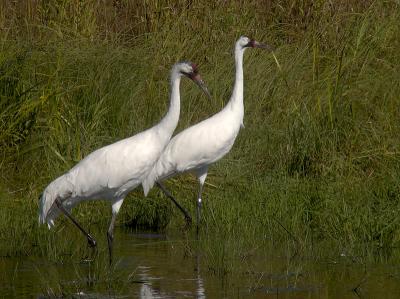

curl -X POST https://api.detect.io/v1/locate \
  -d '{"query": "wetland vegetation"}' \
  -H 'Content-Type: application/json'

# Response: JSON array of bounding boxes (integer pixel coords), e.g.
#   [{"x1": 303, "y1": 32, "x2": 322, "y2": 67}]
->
[{"x1": 1, "y1": 0, "x2": 400, "y2": 297}]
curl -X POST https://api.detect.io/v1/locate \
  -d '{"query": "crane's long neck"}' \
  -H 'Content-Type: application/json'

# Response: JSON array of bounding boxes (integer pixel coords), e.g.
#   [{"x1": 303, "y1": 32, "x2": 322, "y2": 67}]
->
[
  {"x1": 227, "y1": 46, "x2": 245, "y2": 120},
  {"x1": 158, "y1": 71, "x2": 181, "y2": 139}
]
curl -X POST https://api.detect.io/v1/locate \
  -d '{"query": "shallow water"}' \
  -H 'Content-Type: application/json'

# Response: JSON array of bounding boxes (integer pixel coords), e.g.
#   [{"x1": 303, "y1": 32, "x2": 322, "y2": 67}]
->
[{"x1": 1, "y1": 228, "x2": 400, "y2": 298}]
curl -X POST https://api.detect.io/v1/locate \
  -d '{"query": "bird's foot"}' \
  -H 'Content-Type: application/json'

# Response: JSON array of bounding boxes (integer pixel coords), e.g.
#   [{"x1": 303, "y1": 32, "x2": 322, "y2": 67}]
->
[
  {"x1": 87, "y1": 235, "x2": 97, "y2": 248},
  {"x1": 81, "y1": 241, "x2": 98, "y2": 263}
]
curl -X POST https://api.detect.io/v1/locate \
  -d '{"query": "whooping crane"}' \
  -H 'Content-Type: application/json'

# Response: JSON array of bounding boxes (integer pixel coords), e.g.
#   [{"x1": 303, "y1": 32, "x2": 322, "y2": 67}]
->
[
  {"x1": 39, "y1": 61, "x2": 210, "y2": 262},
  {"x1": 143, "y1": 36, "x2": 273, "y2": 233}
]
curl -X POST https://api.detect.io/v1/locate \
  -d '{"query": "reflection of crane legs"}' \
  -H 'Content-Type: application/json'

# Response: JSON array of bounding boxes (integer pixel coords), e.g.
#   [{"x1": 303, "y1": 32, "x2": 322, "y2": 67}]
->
[
  {"x1": 196, "y1": 250, "x2": 206, "y2": 299},
  {"x1": 138, "y1": 266, "x2": 164, "y2": 299},
  {"x1": 140, "y1": 283, "x2": 155, "y2": 299}
]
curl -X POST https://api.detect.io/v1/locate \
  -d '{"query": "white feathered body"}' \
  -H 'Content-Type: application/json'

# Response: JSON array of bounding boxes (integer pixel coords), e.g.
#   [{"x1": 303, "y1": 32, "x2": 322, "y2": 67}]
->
[
  {"x1": 142, "y1": 39, "x2": 247, "y2": 196},
  {"x1": 40, "y1": 126, "x2": 171, "y2": 227},
  {"x1": 143, "y1": 105, "x2": 243, "y2": 195},
  {"x1": 39, "y1": 63, "x2": 191, "y2": 228}
]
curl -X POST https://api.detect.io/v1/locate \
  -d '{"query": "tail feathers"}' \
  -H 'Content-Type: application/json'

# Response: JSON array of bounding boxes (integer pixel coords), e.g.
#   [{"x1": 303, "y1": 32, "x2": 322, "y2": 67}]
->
[
  {"x1": 39, "y1": 175, "x2": 74, "y2": 228},
  {"x1": 142, "y1": 170, "x2": 157, "y2": 197},
  {"x1": 38, "y1": 189, "x2": 60, "y2": 228},
  {"x1": 38, "y1": 192, "x2": 46, "y2": 224}
]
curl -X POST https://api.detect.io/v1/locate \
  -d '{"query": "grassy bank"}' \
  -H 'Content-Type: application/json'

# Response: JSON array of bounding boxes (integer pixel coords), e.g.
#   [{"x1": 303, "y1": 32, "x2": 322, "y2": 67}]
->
[{"x1": 1, "y1": 0, "x2": 400, "y2": 259}]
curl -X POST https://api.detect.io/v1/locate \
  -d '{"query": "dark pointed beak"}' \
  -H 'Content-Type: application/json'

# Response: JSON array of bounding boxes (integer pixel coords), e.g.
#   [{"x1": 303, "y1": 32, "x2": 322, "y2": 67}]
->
[
  {"x1": 245, "y1": 39, "x2": 275, "y2": 51},
  {"x1": 253, "y1": 41, "x2": 275, "y2": 51},
  {"x1": 191, "y1": 74, "x2": 212, "y2": 100}
]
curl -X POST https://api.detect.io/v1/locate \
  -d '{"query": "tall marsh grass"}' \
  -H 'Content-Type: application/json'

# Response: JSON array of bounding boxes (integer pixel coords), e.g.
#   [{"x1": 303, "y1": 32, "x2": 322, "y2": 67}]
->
[{"x1": 0, "y1": 0, "x2": 399, "y2": 258}]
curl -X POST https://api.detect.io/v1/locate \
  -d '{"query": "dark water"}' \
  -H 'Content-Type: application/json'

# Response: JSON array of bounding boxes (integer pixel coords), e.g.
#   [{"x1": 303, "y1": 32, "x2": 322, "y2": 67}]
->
[{"x1": 1, "y1": 229, "x2": 400, "y2": 298}]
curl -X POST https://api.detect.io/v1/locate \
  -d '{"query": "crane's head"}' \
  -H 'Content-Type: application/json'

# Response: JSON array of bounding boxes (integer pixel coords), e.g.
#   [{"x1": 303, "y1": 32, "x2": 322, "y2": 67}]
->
[
  {"x1": 237, "y1": 36, "x2": 274, "y2": 51},
  {"x1": 177, "y1": 61, "x2": 211, "y2": 99}
]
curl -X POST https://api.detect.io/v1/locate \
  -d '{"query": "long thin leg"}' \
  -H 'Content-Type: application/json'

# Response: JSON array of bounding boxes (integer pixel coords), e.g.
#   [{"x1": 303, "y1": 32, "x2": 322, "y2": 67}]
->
[
  {"x1": 195, "y1": 168, "x2": 208, "y2": 236},
  {"x1": 196, "y1": 183, "x2": 204, "y2": 236},
  {"x1": 270, "y1": 213, "x2": 299, "y2": 244},
  {"x1": 156, "y1": 182, "x2": 192, "y2": 227},
  {"x1": 108, "y1": 198, "x2": 124, "y2": 265},
  {"x1": 107, "y1": 212, "x2": 118, "y2": 265},
  {"x1": 55, "y1": 198, "x2": 96, "y2": 247}
]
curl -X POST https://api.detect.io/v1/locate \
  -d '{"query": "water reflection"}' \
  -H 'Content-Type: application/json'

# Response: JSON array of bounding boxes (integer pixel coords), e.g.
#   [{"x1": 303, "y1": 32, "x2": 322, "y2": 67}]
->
[
  {"x1": 118, "y1": 231, "x2": 207, "y2": 298},
  {"x1": 196, "y1": 255, "x2": 206, "y2": 299},
  {"x1": 1, "y1": 228, "x2": 400, "y2": 298},
  {"x1": 134, "y1": 245, "x2": 206, "y2": 298}
]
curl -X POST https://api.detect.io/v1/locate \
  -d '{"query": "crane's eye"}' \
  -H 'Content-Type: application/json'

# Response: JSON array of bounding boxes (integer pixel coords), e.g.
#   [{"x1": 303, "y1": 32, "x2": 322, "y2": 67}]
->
[
  {"x1": 243, "y1": 39, "x2": 255, "y2": 48},
  {"x1": 190, "y1": 63, "x2": 198, "y2": 74}
]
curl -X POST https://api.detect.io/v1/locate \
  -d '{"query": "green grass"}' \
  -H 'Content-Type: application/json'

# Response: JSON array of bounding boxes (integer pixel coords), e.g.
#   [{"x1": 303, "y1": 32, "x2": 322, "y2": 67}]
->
[{"x1": 0, "y1": 0, "x2": 400, "y2": 261}]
